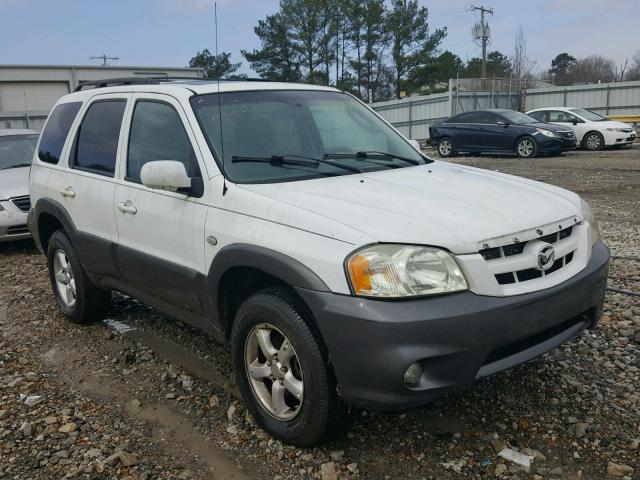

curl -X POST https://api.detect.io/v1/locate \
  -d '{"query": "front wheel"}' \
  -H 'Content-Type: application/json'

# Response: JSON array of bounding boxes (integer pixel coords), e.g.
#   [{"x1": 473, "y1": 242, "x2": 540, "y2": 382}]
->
[
  {"x1": 437, "y1": 137, "x2": 455, "y2": 157},
  {"x1": 584, "y1": 132, "x2": 604, "y2": 151},
  {"x1": 231, "y1": 288, "x2": 341, "y2": 447},
  {"x1": 516, "y1": 136, "x2": 537, "y2": 158}
]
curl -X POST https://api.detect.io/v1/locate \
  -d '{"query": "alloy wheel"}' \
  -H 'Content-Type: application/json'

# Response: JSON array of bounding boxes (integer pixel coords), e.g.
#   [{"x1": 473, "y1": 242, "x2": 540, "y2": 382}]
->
[
  {"x1": 517, "y1": 138, "x2": 535, "y2": 157},
  {"x1": 244, "y1": 323, "x2": 304, "y2": 420},
  {"x1": 438, "y1": 140, "x2": 452, "y2": 156},
  {"x1": 53, "y1": 249, "x2": 76, "y2": 307}
]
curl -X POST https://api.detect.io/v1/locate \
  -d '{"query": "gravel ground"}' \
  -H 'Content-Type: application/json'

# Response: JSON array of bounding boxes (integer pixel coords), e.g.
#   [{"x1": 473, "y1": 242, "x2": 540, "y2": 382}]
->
[{"x1": 1, "y1": 145, "x2": 639, "y2": 479}]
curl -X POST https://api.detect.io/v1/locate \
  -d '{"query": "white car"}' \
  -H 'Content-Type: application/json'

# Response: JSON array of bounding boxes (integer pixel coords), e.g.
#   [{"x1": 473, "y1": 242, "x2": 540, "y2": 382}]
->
[
  {"x1": 526, "y1": 107, "x2": 636, "y2": 151},
  {"x1": 28, "y1": 79, "x2": 609, "y2": 446},
  {"x1": 0, "y1": 129, "x2": 38, "y2": 241}
]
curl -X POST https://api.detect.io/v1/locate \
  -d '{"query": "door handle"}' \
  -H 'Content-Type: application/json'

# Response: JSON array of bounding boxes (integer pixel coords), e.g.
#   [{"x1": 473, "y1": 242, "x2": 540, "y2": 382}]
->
[
  {"x1": 60, "y1": 187, "x2": 76, "y2": 198},
  {"x1": 118, "y1": 201, "x2": 137, "y2": 215}
]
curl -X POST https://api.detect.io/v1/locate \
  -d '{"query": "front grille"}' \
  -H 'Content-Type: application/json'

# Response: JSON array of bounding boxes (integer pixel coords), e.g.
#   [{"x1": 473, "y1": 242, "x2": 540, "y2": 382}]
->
[
  {"x1": 558, "y1": 131, "x2": 575, "y2": 140},
  {"x1": 10, "y1": 195, "x2": 31, "y2": 213},
  {"x1": 482, "y1": 313, "x2": 589, "y2": 366},
  {"x1": 480, "y1": 226, "x2": 576, "y2": 285},
  {"x1": 7, "y1": 224, "x2": 29, "y2": 235}
]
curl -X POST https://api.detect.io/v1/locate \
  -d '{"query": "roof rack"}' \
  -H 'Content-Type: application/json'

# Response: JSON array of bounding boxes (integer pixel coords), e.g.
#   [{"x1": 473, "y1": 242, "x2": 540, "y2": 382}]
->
[{"x1": 74, "y1": 76, "x2": 277, "y2": 92}]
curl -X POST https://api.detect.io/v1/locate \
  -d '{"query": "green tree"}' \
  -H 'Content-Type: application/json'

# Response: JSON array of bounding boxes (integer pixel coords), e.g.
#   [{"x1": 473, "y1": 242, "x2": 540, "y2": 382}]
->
[
  {"x1": 242, "y1": 13, "x2": 302, "y2": 81},
  {"x1": 465, "y1": 51, "x2": 512, "y2": 78},
  {"x1": 188, "y1": 50, "x2": 242, "y2": 79},
  {"x1": 386, "y1": 0, "x2": 446, "y2": 98},
  {"x1": 280, "y1": 0, "x2": 333, "y2": 84},
  {"x1": 549, "y1": 52, "x2": 576, "y2": 85},
  {"x1": 410, "y1": 50, "x2": 463, "y2": 88}
]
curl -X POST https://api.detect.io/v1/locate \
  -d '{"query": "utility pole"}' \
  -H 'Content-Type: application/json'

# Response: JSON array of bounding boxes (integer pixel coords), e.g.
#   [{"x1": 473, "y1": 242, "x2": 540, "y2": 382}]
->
[
  {"x1": 90, "y1": 54, "x2": 119, "y2": 67},
  {"x1": 469, "y1": 5, "x2": 493, "y2": 79}
]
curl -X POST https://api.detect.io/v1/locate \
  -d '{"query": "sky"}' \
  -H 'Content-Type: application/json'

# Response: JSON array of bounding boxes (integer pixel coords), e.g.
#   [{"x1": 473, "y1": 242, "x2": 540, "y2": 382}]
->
[{"x1": 1, "y1": 0, "x2": 639, "y2": 78}]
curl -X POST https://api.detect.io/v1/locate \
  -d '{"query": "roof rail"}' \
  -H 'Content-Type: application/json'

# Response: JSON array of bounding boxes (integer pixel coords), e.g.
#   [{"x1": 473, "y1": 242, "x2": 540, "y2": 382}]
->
[{"x1": 74, "y1": 76, "x2": 278, "y2": 92}]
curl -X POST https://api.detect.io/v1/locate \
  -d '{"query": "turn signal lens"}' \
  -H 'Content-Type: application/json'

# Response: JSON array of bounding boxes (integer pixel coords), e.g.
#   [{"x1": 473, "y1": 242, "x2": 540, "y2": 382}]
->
[{"x1": 346, "y1": 244, "x2": 467, "y2": 298}]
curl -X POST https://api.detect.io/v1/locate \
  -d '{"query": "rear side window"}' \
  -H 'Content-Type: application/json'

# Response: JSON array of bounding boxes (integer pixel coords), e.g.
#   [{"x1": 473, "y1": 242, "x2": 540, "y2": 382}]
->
[
  {"x1": 72, "y1": 100, "x2": 126, "y2": 177},
  {"x1": 38, "y1": 102, "x2": 82, "y2": 164},
  {"x1": 126, "y1": 101, "x2": 200, "y2": 182},
  {"x1": 528, "y1": 111, "x2": 547, "y2": 122}
]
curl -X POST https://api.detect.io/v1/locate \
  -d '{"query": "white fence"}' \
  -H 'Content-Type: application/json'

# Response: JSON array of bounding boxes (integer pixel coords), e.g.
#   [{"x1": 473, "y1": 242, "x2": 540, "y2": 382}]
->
[{"x1": 373, "y1": 80, "x2": 640, "y2": 140}]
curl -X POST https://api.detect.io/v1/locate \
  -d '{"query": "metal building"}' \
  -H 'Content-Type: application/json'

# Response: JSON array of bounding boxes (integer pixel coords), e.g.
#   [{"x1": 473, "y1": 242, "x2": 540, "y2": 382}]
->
[{"x1": 0, "y1": 64, "x2": 203, "y2": 131}]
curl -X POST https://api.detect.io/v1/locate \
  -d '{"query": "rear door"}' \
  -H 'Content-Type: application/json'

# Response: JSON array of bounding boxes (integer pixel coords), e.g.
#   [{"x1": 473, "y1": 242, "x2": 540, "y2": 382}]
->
[
  {"x1": 42, "y1": 94, "x2": 129, "y2": 277},
  {"x1": 449, "y1": 112, "x2": 480, "y2": 149},
  {"x1": 113, "y1": 93, "x2": 210, "y2": 310}
]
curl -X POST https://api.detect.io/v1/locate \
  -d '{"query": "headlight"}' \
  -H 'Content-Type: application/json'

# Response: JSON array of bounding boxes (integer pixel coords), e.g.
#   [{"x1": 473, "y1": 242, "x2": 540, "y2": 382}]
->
[
  {"x1": 580, "y1": 198, "x2": 600, "y2": 246},
  {"x1": 346, "y1": 244, "x2": 468, "y2": 298},
  {"x1": 606, "y1": 128, "x2": 628, "y2": 133},
  {"x1": 536, "y1": 128, "x2": 559, "y2": 138}
]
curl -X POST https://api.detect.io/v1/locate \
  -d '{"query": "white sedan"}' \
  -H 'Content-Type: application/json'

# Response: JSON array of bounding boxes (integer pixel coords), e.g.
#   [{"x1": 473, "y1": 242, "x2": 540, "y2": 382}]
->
[
  {"x1": 526, "y1": 107, "x2": 636, "y2": 151},
  {"x1": 0, "y1": 129, "x2": 38, "y2": 241}
]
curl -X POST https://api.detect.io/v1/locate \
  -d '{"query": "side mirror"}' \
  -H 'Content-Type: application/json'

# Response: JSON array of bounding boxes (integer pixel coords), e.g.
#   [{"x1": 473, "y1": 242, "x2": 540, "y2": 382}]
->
[
  {"x1": 408, "y1": 139, "x2": 421, "y2": 151},
  {"x1": 572, "y1": 119, "x2": 579, "y2": 125},
  {"x1": 141, "y1": 160, "x2": 192, "y2": 193}
]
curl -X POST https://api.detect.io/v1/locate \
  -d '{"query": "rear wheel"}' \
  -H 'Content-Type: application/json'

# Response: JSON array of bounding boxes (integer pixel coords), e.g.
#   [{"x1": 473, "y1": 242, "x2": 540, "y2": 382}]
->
[
  {"x1": 584, "y1": 132, "x2": 604, "y2": 151},
  {"x1": 231, "y1": 287, "x2": 341, "y2": 447},
  {"x1": 47, "y1": 230, "x2": 111, "y2": 324},
  {"x1": 437, "y1": 137, "x2": 455, "y2": 157},
  {"x1": 516, "y1": 136, "x2": 537, "y2": 158}
]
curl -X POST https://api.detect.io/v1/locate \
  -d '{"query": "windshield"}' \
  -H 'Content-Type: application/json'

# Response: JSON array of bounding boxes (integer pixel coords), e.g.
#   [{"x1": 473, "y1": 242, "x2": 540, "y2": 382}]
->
[
  {"x1": 190, "y1": 90, "x2": 427, "y2": 183},
  {"x1": 499, "y1": 111, "x2": 539, "y2": 124},
  {"x1": 569, "y1": 108, "x2": 607, "y2": 122},
  {"x1": 0, "y1": 134, "x2": 38, "y2": 170}
]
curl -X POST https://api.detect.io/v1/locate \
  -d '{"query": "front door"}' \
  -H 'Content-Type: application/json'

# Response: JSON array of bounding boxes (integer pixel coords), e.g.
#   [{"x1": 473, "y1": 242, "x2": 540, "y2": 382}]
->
[{"x1": 113, "y1": 93, "x2": 210, "y2": 311}]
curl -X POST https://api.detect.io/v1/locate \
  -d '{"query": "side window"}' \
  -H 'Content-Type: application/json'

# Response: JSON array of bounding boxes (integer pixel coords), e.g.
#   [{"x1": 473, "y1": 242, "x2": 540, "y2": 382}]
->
[
  {"x1": 449, "y1": 113, "x2": 472, "y2": 123},
  {"x1": 127, "y1": 101, "x2": 200, "y2": 183},
  {"x1": 548, "y1": 110, "x2": 572, "y2": 122},
  {"x1": 38, "y1": 102, "x2": 82, "y2": 164},
  {"x1": 476, "y1": 112, "x2": 498, "y2": 124},
  {"x1": 72, "y1": 100, "x2": 126, "y2": 177},
  {"x1": 528, "y1": 111, "x2": 547, "y2": 122}
]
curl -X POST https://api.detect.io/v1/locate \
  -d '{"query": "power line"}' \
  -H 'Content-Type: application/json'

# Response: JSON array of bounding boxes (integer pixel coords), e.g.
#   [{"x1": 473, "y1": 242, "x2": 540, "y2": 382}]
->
[
  {"x1": 90, "y1": 54, "x2": 119, "y2": 67},
  {"x1": 468, "y1": 5, "x2": 493, "y2": 78}
]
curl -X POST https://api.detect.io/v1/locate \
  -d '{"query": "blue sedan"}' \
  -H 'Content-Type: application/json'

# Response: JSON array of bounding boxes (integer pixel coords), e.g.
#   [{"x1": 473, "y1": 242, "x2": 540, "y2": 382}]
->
[{"x1": 429, "y1": 109, "x2": 577, "y2": 158}]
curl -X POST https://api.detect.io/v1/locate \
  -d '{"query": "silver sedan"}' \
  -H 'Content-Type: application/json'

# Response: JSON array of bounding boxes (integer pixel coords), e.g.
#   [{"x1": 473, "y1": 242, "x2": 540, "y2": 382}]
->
[{"x1": 0, "y1": 129, "x2": 39, "y2": 242}]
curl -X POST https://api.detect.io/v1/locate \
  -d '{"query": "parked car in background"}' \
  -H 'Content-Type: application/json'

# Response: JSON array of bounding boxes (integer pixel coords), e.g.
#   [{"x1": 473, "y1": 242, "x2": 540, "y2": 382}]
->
[
  {"x1": 526, "y1": 107, "x2": 637, "y2": 151},
  {"x1": 429, "y1": 109, "x2": 576, "y2": 158},
  {"x1": 0, "y1": 129, "x2": 38, "y2": 241}
]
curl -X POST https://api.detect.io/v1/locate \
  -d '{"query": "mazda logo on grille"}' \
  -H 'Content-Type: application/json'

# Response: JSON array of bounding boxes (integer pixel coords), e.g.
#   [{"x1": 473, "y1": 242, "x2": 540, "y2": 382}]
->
[{"x1": 537, "y1": 245, "x2": 555, "y2": 271}]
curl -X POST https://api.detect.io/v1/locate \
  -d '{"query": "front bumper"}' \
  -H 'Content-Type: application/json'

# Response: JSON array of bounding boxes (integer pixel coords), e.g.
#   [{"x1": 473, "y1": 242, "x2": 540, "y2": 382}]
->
[
  {"x1": 538, "y1": 136, "x2": 576, "y2": 153},
  {"x1": 604, "y1": 130, "x2": 636, "y2": 146},
  {"x1": 0, "y1": 200, "x2": 30, "y2": 242},
  {"x1": 297, "y1": 241, "x2": 609, "y2": 410}
]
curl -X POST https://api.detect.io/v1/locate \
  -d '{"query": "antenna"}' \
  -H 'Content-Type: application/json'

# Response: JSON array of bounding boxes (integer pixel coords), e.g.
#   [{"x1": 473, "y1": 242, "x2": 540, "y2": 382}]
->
[{"x1": 214, "y1": 2, "x2": 228, "y2": 196}]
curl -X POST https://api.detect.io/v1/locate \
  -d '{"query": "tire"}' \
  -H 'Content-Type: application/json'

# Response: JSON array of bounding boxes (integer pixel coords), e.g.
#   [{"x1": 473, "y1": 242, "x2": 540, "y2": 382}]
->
[
  {"x1": 583, "y1": 131, "x2": 604, "y2": 151},
  {"x1": 231, "y1": 287, "x2": 342, "y2": 446},
  {"x1": 437, "y1": 137, "x2": 455, "y2": 157},
  {"x1": 47, "y1": 230, "x2": 111, "y2": 324},
  {"x1": 515, "y1": 136, "x2": 537, "y2": 158}
]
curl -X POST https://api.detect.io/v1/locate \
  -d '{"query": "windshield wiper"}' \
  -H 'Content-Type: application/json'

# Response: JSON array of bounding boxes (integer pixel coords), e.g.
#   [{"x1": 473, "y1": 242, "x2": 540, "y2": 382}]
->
[
  {"x1": 324, "y1": 151, "x2": 422, "y2": 165},
  {"x1": 0, "y1": 163, "x2": 31, "y2": 170},
  {"x1": 231, "y1": 154, "x2": 362, "y2": 173}
]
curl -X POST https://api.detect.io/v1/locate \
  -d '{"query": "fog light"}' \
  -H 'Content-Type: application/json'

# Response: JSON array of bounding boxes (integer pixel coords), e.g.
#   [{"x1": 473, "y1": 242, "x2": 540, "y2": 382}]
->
[{"x1": 403, "y1": 362, "x2": 423, "y2": 386}]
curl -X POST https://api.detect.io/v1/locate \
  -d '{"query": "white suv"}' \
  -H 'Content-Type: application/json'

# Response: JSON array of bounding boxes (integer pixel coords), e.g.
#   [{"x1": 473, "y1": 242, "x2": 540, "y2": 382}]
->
[
  {"x1": 29, "y1": 79, "x2": 610, "y2": 446},
  {"x1": 526, "y1": 107, "x2": 637, "y2": 150}
]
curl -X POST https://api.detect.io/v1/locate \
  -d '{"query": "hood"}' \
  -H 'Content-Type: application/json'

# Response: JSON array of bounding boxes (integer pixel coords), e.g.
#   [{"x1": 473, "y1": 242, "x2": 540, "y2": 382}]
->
[
  {"x1": 239, "y1": 162, "x2": 583, "y2": 254},
  {"x1": 594, "y1": 120, "x2": 635, "y2": 130},
  {"x1": 0, "y1": 166, "x2": 30, "y2": 200},
  {"x1": 531, "y1": 122, "x2": 573, "y2": 132}
]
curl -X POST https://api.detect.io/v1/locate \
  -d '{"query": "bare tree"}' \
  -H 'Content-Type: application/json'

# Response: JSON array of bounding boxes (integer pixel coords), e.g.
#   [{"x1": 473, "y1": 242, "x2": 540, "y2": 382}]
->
[
  {"x1": 626, "y1": 51, "x2": 640, "y2": 81},
  {"x1": 510, "y1": 25, "x2": 536, "y2": 83},
  {"x1": 615, "y1": 58, "x2": 628, "y2": 82},
  {"x1": 571, "y1": 54, "x2": 616, "y2": 84}
]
